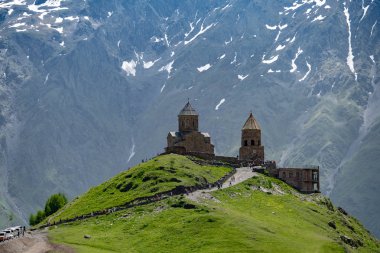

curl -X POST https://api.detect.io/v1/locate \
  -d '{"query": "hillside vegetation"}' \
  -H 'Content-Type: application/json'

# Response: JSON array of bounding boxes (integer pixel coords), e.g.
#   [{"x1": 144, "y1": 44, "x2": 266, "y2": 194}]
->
[
  {"x1": 48, "y1": 154, "x2": 232, "y2": 222},
  {"x1": 47, "y1": 155, "x2": 380, "y2": 253}
]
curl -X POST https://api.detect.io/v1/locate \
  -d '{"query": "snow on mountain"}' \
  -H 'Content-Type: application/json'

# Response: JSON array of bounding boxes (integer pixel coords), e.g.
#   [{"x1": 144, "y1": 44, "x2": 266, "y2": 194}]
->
[{"x1": 0, "y1": 0, "x2": 379, "y2": 239}]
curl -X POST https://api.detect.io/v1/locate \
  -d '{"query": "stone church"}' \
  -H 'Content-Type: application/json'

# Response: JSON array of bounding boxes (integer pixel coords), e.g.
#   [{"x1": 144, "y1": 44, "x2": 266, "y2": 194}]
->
[
  {"x1": 165, "y1": 101, "x2": 214, "y2": 155},
  {"x1": 164, "y1": 101, "x2": 320, "y2": 193}
]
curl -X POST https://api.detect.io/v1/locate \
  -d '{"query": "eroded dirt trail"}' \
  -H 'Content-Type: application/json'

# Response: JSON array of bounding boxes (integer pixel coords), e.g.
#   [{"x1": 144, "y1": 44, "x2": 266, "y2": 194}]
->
[
  {"x1": 187, "y1": 167, "x2": 257, "y2": 202},
  {"x1": 0, "y1": 230, "x2": 74, "y2": 253}
]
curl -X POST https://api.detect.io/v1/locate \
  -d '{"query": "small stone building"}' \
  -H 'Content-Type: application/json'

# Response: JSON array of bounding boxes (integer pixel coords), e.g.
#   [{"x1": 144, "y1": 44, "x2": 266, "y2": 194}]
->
[
  {"x1": 165, "y1": 102, "x2": 214, "y2": 156},
  {"x1": 239, "y1": 112, "x2": 265, "y2": 162},
  {"x1": 269, "y1": 167, "x2": 320, "y2": 193}
]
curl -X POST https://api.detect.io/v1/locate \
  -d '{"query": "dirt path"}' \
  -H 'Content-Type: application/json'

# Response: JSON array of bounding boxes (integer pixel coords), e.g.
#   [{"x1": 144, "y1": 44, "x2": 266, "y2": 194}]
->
[
  {"x1": 0, "y1": 230, "x2": 74, "y2": 253},
  {"x1": 187, "y1": 167, "x2": 257, "y2": 202}
]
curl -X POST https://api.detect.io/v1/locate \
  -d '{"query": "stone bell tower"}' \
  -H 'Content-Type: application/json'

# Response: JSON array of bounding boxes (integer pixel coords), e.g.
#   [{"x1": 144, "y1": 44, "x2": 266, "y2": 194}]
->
[
  {"x1": 178, "y1": 101, "x2": 199, "y2": 132},
  {"x1": 239, "y1": 112, "x2": 264, "y2": 162}
]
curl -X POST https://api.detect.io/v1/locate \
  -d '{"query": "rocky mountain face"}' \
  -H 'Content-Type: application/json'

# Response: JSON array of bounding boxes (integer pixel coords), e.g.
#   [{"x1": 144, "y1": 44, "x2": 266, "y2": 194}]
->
[{"x1": 0, "y1": 0, "x2": 379, "y2": 237}]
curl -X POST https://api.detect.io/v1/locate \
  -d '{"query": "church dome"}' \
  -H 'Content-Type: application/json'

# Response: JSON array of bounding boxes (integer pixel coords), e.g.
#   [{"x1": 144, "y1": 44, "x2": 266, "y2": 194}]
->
[
  {"x1": 242, "y1": 112, "x2": 261, "y2": 130},
  {"x1": 179, "y1": 101, "x2": 198, "y2": 116}
]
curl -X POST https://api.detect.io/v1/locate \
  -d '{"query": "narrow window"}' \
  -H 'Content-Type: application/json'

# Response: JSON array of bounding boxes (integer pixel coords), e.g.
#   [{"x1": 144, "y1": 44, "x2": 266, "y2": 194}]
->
[
  {"x1": 296, "y1": 172, "x2": 299, "y2": 179},
  {"x1": 258, "y1": 140, "x2": 261, "y2": 146},
  {"x1": 289, "y1": 172, "x2": 293, "y2": 178},
  {"x1": 244, "y1": 140, "x2": 248, "y2": 146},
  {"x1": 282, "y1": 172, "x2": 286, "y2": 178},
  {"x1": 313, "y1": 172, "x2": 318, "y2": 181},
  {"x1": 251, "y1": 140, "x2": 255, "y2": 146}
]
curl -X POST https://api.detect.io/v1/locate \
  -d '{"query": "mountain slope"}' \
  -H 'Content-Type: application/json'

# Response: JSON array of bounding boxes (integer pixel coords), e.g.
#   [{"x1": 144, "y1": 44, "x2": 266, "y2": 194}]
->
[
  {"x1": 0, "y1": 0, "x2": 379, "y2": 237},
  {"x1": 46, "y1": 155, "x2": 380, "y2": 253},
  {"x1": 47, "y1": 154, "x2": 232, "y2": 222}
]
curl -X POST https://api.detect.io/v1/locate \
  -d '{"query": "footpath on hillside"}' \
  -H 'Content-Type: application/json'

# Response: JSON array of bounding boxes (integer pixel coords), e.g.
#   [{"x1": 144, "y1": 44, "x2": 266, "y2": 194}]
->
[
  {"x1": 2, "y1": 168, "x2": 256, "y2": 252},
  {"x1": 187, "y1": 167, "x2": 258, "y2": 202},
  {"x1": 0, "y1": 230, "x2": 74, "y2": 253}
]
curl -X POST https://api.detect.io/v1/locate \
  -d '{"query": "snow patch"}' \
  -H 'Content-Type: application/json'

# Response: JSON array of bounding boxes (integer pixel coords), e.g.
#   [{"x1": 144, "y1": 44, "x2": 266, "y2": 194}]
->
[
  {"x1": 55, "y1": 17, "x2": 63, "y2": 23},
  {"x1": 107, "y1": 11, "x2": 113, "y2": 18},
  {"x1": 221, "y1": 3, "x2": 232, "y2": 11},
  {"x1": 369, "y1": 55, "x2": 375, "y2": 64},
  {"x1": 121, "y1": 60, "x2": 137, "y2": 76},
  {"x1": 370, "y1": 21, "x2": 377, "y2": 37},
  {"x1": 290, "y1": 47, "x2": 303, "y2": 73},
  {"x1": 0, "y1": 0, "x2": 26, "y2": 9},
  {"x1": 312, "y1": 15, "x2": 326, "y2": 22},
  {"x1": 343, "y1": 6, "x2": 357, "y2": 80},
  {"x1": 160, "y1": 84, "x2": 166, "y2": 93},
  {"x1": 224, "y1": 36, "x2": 233, "y2": 45},
  {"x1": 197, "y1": 64, "x2": 212, "y2": 72},
  {"x1": 262, "y1": 55, "x2": 279, "y2": 64},
  {"x1": 274, "y1": 31, "x2": 281, "y2": 42},
  {"x1": 44, "y1": 73, "x2": 50, "y2": 85},
  {"x1": 215, "y1": 98, "x2": 225, "y2": 110},
  {"x1": 9, "y1": 22, "x2": 26, "y2": 28},
  {"x1": 127, "y1": 139, "x2": 135, "y2": 163},
  {"x1": 159, "y1": 61, "x2": 174, "y2": 77},
  {"x1": 218, "y1": 54, "x2": 226, "y2": 60},
  {"x1": 230, "y1": 52, "x2": 237, "y2": 64},
  {"x1": 65, "y1": 16, "x2": 79, "y2": 21},
  {"x1": 359, "y1": 0, "x2": 369, "y2": 22},
  {"x1": 143, "y1": 58, "x2": 160, "y2": 69},
  {"x1": 299, "y1": 61, "x2": 311, "y2": 81},
  {"x1": 184, "y1": 21, "x2": 216, "y2": 45},
  {"x1": 28, "y1": 0, "x2": 68, "y2": 13},
  {"x1": 266, "y1": 24, "x2": 277, "y2": 30},
  {"x1": 276, "y1": 44, "x2": 286, "y2": 51},
  {"x1": 238, "y1": 74, "x2": 249, "y2": 80}
]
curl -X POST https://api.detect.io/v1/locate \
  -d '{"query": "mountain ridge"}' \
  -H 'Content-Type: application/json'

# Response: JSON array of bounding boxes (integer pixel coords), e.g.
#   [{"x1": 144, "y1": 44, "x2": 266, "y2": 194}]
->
[{"x1": 0, "y1": 0, "x2": 379, "y2": 238}]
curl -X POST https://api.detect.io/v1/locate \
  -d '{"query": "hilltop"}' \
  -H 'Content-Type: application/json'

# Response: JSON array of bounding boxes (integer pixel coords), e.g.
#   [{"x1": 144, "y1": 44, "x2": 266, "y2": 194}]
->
[{"x1": 39, "y1": 155, "x2": 379, "y2": 252}]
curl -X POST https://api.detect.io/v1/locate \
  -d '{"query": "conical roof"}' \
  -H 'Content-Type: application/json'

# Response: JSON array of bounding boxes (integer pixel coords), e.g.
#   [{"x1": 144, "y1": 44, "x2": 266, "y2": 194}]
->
[
  {"x1": 179, "y1": 101, "x2": 198, "y2": 116},
  {"x1": 242, "y1": 112, "x2": 261, "y2": 130}
]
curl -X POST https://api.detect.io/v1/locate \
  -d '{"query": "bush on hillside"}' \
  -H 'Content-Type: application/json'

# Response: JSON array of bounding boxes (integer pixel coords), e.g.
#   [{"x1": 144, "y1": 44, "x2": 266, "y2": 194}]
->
[
  {"x1": 44, "y1": 193, "x2": 68, "y2": 216},
  {"x1": 29, "y1": 193, "x2": 68, "y2": 226}
]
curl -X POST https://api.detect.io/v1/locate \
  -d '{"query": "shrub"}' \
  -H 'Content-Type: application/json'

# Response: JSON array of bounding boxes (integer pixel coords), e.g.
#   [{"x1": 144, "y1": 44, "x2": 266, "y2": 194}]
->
[
  {"x1": 44, "y1": 193, "x2": 68, "y2": 216},
  {"x1": 29, "y1": 193, "x2": 68, "y2": 225}
]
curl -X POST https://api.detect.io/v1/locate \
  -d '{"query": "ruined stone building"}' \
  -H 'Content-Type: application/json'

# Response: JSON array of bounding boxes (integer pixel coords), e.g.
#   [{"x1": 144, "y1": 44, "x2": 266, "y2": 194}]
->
[
  {"x1": 239, "y1": 112, "x2": 265, "y2": 162},
  {"x1": 165, "y1": 102, "x2": 214, "y2": 156}
]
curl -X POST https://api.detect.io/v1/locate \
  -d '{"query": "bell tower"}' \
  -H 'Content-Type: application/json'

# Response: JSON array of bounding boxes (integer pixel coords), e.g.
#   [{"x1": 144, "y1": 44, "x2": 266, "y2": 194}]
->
[
  {"x1": 239, "y1": 112, "x2": 264, "y2": 162},
  {"x1": 178, "y1": 101, "x2": 199, "y2": 132}
]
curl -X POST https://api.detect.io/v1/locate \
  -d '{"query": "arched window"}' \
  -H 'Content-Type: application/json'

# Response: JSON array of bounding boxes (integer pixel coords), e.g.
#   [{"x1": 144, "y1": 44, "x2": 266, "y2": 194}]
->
[
  {"x1": 251, "y1": 140, "x2": 255, "y2": 146},
  {"x1": 244, "y1": 140, "x2": 248, "y2": 146},
  {"x1": 258, "y1": 140, "x2": 261, "y2": 146}
]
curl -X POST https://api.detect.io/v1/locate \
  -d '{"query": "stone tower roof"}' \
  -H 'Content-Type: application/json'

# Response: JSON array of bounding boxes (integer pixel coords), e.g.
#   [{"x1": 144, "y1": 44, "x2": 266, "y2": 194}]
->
[
  {"x1": 179, "y1": 101, "x2": 198, "y2": 116},
  {"x1": 242, "y1": 112, "x2": 261, "y2": 130}
]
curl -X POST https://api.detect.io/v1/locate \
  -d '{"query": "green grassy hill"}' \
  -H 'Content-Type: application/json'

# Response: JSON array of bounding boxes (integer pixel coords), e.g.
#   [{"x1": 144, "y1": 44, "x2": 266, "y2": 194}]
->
[
  {"x1": 48, "y1": 154, "x2": 232, "y2": 222},
  {"x1": 46, "y1": 155, "x2": 380, "y2": 252}
]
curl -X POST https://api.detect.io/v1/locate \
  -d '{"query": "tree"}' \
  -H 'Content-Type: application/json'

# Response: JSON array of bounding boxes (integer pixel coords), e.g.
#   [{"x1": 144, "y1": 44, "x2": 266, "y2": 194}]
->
[
  {"x1": 29, "y1": 214, "x2": 36, "y2": 226},
  {"x1": 35, "y1": 210, "x2": 45, "y2": 224},
  {"x1": 44, "y1": 193, "x2": 68, "y2": 216},
  {"x1": 29, "y1": 192, "x2": 68, "y2": 226}
]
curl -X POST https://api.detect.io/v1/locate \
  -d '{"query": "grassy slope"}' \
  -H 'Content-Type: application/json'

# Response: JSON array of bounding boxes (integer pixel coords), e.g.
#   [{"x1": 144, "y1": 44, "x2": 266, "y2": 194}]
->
[
  {"x1": 49, "y1": 154, "x2": 232, "y2": 222},
  {"x1": 48, "y1": 173, "x2": 380, "y2": 253}
]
